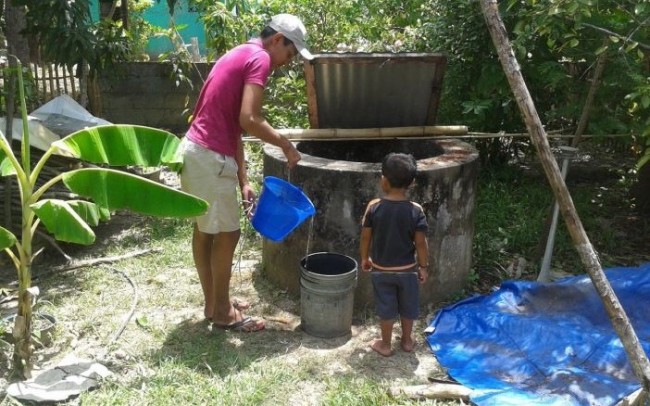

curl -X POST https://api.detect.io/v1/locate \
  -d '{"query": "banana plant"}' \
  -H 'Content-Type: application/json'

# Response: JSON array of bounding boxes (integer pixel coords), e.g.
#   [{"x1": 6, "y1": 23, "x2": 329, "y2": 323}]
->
[{"x1": 0, "y1": 59, "x2": 207, "y2": 377}]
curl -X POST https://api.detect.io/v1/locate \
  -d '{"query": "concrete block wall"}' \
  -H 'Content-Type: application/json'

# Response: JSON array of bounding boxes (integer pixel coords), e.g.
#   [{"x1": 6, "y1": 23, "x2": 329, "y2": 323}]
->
[{"x1": 98, "y1": 62, "x2": 212, "y2": 134}]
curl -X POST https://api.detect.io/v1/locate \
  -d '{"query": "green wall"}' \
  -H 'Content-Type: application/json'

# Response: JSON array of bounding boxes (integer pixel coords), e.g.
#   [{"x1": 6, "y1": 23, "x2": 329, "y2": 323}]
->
[{"x1": 89, "y1": 0, "x2": 207, "y2": 59}]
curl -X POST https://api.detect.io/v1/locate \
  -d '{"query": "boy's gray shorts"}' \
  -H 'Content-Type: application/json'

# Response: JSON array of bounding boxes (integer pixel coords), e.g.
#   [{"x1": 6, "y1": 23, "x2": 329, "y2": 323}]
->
[{"x1": 371, "y1": 271, "x2": 420, "y2": 320}]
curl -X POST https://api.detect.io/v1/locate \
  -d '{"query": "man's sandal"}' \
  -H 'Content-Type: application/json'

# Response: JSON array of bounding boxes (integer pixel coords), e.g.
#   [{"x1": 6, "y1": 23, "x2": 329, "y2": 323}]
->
[
  {"x1": 213, "y1": 316, "x2": 265, "y2": 332},
  {"x1": 205, "y1": 300, "x2": 251, "y2": 322}
]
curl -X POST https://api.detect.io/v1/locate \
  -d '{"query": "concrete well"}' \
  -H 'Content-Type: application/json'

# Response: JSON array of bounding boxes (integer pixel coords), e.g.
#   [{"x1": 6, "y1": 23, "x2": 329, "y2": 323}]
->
[{"x1": 260, "y1": 138, "x2": 479, "y2": 312}]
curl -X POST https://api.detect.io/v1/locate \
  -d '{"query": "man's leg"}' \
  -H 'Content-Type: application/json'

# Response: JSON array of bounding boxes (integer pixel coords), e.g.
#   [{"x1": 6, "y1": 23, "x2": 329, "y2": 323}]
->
[
  {"x1": 210, "y1": 230, "x2": 265, "y2": 331},
  {"x1": 192, "y1": 226, "x2": 250, "y2": 319},
  {"x1": 210, "y1": 229, "x2": 240, "y2": 322},
  {"x1": 192, "y1": 224, "x2": 215, "y2": 320}
]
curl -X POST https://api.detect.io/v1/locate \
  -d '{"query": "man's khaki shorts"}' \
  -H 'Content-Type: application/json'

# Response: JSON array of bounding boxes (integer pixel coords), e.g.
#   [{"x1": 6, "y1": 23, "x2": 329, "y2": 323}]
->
[{"x1": 179, "y1": 137, "x2": 240, "y2": 234}]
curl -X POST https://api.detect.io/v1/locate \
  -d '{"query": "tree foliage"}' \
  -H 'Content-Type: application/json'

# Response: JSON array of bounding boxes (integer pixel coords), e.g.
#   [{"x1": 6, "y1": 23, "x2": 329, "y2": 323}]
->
[
  {"x1": 158, "y1": 0, "x2": 647, "y2": 169},
  {"x1": 9, "y1": 0, "x2": 132, "y2": 74},
  {"x1": 7, "y1": 0, "x2": 650, "y2": 168}
]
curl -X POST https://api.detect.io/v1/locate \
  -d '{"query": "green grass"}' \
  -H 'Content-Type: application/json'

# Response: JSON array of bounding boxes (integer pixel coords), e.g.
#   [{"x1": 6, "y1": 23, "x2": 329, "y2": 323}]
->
[
  {"x1": 472, "y1": 154, "x2": 646, "y2": 286},
  {"x1": 0, "y1": 211, "x2": 451, "y2": 405},
  {"x1": 2, "y1": 143, "x2": 646, "y2": 405}
]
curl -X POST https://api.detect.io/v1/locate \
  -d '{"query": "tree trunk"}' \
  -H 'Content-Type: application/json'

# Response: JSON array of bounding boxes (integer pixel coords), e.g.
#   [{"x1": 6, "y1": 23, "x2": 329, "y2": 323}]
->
[
  {"x1": 571, "y1": 43, "x2": 608, "y2": 148},
  {"x1": 480, "y1": 0, "x2": 650, "y2": 394},
  {"x1": 633, "y1": 162, "x2": 650, "y2": 213},
  {"x1": 5, "y1": 0, "x2": 30, "y2": 63}
]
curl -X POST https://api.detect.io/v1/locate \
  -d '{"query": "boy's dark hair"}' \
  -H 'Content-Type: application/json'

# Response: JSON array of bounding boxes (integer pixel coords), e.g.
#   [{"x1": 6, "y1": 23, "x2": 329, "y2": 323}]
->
[
  {"x1": 381, "y1": 153, "x2": 417, "y2": 188},
  {"x1": 260, "y1": 26, "x2": 294, "y2": 46}
]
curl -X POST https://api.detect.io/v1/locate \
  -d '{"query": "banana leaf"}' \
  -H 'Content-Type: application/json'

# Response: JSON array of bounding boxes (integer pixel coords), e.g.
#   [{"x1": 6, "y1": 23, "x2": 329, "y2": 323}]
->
[
  {"x1": 0, "y1": 156, "x2": 15, "y2": 176},
  {"x1": 53, "y1": 125, "x2": 183, "y2": 172},
  {"x1": 32, "y1": 199, "x2": 111, "y2": 238},
  {"x1": 61, "y1": 168, "x2": 208, "y2": 217},
  {"x1": 31, "y1": 200, "x2": 96, "y2": 245},
  {"x1": 0, "y1": 134, "x2": 17, "y2": 176},
  {"x1": 0, "y1": 226, "x2": 17, "y2": 251},
  {"x1": 67, "y1": 200, "x2": 112, "y2": 226}
]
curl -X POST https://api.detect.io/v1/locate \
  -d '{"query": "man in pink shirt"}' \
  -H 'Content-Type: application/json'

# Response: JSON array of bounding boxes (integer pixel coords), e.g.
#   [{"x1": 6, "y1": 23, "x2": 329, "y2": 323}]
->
[{"x1": 180, "y1": 14, "x2": 312, "y2": 332}]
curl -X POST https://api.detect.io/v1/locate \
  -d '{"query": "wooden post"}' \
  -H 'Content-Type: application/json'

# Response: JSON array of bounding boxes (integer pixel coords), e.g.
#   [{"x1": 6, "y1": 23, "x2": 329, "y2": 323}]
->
[
  {"x1": 480, "y1": 0, "x2": 650, "y2": 395},
  {"x1": 303, "y1": 59, "x2": 320, "y2": 128}
]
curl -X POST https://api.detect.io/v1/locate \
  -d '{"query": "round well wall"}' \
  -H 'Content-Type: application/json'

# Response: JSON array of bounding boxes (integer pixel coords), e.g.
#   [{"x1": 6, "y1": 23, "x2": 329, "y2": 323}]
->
[{"x1": 261, "y1": 139, "x2": 479, "y2": 311}]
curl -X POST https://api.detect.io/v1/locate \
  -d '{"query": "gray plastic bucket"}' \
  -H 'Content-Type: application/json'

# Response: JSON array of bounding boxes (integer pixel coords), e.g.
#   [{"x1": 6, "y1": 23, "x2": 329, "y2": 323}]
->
[{"x1": 300, "y1": 252, "x2": 358, "y2": 338}]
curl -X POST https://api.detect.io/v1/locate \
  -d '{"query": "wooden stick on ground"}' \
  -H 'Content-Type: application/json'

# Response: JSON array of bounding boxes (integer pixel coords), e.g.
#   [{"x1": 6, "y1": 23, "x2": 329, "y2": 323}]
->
[
  {"x1": 480, "y1": 0, "x2": 650, "y2": 397},
  {"x1": 389, "y1": 383, "x2": 472, "y2": 401}
]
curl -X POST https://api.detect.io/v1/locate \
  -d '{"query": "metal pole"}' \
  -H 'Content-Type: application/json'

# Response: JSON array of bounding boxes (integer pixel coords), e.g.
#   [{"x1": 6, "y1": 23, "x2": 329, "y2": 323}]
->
[{"x1": 537, "y1": 146, "x2": 579, "y2": 282}]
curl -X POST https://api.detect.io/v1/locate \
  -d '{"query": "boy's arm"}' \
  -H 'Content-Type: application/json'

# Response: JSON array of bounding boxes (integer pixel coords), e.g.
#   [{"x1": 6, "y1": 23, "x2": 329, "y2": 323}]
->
[
  {"x1": 360, "y1": 227, "x2": 373, "y2": 272},
  {"x1": 360, "y1": 200, "x2": 379, "y2": 272},
  {"x1": 415, "y1": 231, "x2": 429, "y2": 283}
]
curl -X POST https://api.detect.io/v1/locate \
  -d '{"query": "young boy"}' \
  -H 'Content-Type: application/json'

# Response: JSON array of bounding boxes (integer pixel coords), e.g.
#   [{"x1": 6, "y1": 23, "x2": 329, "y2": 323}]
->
[{"x1": 360, "y1": 153, "x2": 429, "y2": 356}]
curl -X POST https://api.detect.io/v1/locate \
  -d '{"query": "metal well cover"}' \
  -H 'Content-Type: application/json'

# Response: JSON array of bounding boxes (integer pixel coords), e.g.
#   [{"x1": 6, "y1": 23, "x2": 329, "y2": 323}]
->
[{"x1": 303, "y1": 53, "x2": 446, "y2": 129}]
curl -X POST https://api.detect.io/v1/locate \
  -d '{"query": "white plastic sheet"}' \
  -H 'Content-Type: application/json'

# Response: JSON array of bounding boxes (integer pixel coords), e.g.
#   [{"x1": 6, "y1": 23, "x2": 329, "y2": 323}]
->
[
  {"x1": 0, "y1": 116, "x2": 60, "y2": 152},
  {"x1": 30, "y1": 94, "x2": 112, "y2": 136},
  {"x1": 2, "y1": 95, "x2": 111, "y2": 153}
]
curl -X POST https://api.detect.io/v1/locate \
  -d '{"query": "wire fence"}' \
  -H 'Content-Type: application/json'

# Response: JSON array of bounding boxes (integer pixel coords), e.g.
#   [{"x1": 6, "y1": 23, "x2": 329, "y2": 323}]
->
[
  {"x1": 1, "y1": 62, "x2": 83, "y2": 230},
  {"x1": 29, "y1": 63, "x2": 80, "y2": 108},
  {"x1": 1, "y1": 62, "x2": 82, "y2": 113}
]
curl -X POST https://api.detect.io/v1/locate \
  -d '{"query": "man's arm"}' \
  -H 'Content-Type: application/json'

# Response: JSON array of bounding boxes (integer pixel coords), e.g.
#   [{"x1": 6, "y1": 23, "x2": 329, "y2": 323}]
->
[
  {"x1": 236, "y1": 139, "x2": 255, "y2": 218},
  {"x1": 240, "y1": 83, "x2": 300, "y2": 168}
]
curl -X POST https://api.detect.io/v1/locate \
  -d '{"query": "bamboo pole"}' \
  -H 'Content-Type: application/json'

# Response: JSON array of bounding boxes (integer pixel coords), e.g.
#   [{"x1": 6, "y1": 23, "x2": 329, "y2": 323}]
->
[
  {"x1": 274, "y1": 125, "x2": 467, "y2": 140},
  {"x1": 480, "y1": 0, "x2": 650, "y2": 398},
  {"x1": 243, "y1": 130, "x2": 629, "y2": 143}
]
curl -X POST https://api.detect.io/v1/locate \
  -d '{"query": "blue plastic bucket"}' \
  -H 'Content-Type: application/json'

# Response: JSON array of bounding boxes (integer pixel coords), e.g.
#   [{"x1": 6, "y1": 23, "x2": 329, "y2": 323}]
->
[{"x1": 251, "y1": 176, "x2": 316, "y2": 242}]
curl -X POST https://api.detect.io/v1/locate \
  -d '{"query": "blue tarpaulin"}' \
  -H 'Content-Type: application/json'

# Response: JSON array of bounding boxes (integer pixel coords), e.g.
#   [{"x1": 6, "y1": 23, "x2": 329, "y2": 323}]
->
[{"x1": 426, "y1": 263, "x2": 650, "y2": 405}]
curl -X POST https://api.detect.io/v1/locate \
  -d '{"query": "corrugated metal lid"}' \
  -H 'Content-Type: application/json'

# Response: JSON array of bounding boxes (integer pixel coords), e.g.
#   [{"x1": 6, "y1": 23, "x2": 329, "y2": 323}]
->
[{"x1": 303, "y1": 53, "x2": 446, "y2": 129}]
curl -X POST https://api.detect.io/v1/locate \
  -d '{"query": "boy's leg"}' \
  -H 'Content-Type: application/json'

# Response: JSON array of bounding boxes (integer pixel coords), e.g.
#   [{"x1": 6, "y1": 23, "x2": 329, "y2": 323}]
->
[
  {"x1": 397, "y1": 273, "x2": 420, "y2": 352},
  {"x1": 371, "y1": 319, "x2": 395, "y2": 357},
  {"x1": 370, "y1": 273, "x2": 398, "y2": 356},
  {"x1": 400, "y1": 318, "x2": 415, "y2": 352}
]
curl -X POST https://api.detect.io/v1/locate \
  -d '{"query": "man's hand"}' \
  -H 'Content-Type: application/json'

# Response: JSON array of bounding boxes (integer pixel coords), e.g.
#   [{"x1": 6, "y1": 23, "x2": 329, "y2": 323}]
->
[
  {"x1": 282, "y1": 141, "x2": 301, "y2": 169},
  {"x1": 241, "y1": 184, "x2": 257, "y2": 219}
]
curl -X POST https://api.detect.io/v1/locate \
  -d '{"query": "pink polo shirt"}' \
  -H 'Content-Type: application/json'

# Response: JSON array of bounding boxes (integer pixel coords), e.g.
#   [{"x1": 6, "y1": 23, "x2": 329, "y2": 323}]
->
[{"x1": 186, "y1": 39, "x2": 271, "y2": 157}]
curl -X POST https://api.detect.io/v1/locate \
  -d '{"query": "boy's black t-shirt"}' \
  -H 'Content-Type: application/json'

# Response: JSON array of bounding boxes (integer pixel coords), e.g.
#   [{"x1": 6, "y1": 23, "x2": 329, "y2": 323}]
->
[{"x1": 362, "y1": 199, "x2": 428, "y2": 268}]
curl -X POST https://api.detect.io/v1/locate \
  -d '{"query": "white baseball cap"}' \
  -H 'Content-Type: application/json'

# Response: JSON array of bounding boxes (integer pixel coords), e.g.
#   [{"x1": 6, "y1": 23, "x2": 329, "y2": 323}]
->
[{"x1": 269, "y1": 14, "x2": 313, "y2": 60}]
